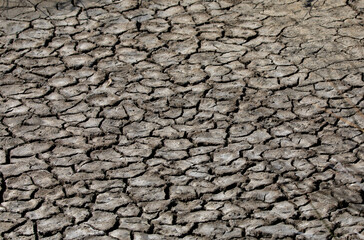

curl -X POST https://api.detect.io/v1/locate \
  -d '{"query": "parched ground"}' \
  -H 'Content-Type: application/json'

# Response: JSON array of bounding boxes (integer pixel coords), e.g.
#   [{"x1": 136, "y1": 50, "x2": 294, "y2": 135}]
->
[{"x1": 0, "y1": 0, "x2": 364, "y2": 239}]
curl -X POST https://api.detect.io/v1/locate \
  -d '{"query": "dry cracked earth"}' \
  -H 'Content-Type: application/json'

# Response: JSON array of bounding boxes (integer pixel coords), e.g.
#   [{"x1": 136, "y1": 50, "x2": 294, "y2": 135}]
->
[{"x1": 0, "y1": 0, "x2": 364, "y2": 239}]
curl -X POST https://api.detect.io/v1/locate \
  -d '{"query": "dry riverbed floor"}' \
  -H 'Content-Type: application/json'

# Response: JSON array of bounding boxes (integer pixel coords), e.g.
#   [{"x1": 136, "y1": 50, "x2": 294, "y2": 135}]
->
[{"x1": 0, "y1": 0, "x2": 364, "y2": 239}]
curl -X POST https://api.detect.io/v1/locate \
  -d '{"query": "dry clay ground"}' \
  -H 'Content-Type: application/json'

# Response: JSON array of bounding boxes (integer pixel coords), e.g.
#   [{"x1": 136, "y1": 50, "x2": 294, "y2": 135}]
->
[{"x1": 0, "y1": 0, "x2": 364, "y2": 239}]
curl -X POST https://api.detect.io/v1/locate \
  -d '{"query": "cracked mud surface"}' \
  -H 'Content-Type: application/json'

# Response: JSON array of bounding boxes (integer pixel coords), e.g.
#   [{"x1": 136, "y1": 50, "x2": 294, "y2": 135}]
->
[{"x1": 0, "y1": 0, "x2": 364, "y2": 239}]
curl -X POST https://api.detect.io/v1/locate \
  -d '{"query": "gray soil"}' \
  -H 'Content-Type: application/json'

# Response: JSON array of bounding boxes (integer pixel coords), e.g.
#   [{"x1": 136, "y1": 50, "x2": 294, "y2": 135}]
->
[{"x1": 0, "y1": 0, "x2": 363, "y2": 239}]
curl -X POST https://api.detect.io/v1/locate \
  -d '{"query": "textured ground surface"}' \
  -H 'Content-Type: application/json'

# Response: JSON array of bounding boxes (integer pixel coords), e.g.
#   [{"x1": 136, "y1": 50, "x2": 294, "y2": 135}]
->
[{"x1": 0, "y1": 0, "x2": 364, "y2": 239}]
